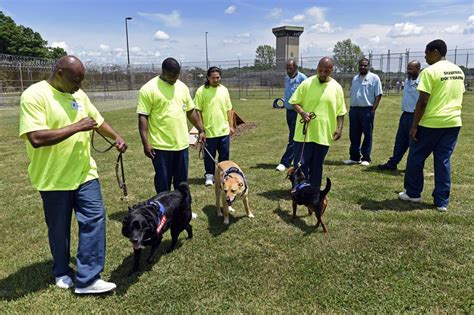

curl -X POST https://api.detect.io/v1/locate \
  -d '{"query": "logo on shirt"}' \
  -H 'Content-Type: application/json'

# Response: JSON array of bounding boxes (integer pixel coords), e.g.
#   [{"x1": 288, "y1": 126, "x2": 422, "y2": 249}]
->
[
  {"x1": 71, "y1": 101, "x2": 83, "y2": 111},
  {"x1": 182, "y1": 103, "x2": 187, "y2": 110}
]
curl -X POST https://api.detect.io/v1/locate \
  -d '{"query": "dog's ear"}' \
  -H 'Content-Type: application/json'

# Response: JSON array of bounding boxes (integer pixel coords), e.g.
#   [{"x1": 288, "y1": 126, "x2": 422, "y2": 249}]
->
[
  {"x1": 121, "y1": 216, "x2": 130, "y2": 237},
  {"x1": 128, "y1": 206, "x2": 133, "y2": 213}
]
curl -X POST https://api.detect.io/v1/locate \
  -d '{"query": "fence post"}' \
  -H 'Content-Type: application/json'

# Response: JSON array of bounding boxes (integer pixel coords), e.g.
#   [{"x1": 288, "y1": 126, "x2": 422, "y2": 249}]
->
[
  {"x1": 454, "y1": 46, "x2": 457, "y2": 64},
  {"x1": 238, "y1": 57, "x2": 241, "y2": 100},
  {"x1": 18, "y1": 62, "x2": 24, "y2": 92}
]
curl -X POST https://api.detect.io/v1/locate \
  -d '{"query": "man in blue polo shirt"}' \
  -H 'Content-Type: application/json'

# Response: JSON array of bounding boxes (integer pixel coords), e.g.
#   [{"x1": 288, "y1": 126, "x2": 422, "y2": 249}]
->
[
  {"x1": 343, "y1": 58, "x2": 383, "y2": 166},
  {"x1": 276, "y1": 59, "x2": 307, "y2": 172},
  {"x1": 378, "y1": 60, "x2": 421, "y2": 170}
]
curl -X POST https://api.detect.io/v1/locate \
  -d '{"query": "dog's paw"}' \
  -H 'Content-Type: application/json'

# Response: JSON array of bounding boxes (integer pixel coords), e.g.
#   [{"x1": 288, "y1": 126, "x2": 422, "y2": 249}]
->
[
  {"x1": 146, "y1": 257, "x2": 155, "y2": 264},
  {"x1": 248, "y1": 213, "x2": 255, "y2": 218},
  {"x1": 223, "y1": 217, "x2": 230, "y2": 225},
  {"x1": 217, "y1": 207, "x2": 224, "y2": 216},
  {"x1": 228, "y1": 206, "x2": 236, "y2": 213}
]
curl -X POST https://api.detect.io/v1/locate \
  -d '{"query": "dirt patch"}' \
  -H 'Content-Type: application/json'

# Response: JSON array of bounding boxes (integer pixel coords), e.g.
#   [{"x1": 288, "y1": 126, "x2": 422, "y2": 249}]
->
[{"x1": 232, "y1": 122, "x2": 257, "y2": 138}]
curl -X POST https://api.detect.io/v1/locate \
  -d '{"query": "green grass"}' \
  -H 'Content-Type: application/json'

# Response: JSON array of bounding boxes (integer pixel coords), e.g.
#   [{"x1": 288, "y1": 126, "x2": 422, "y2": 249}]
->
[{"x1": 0, "y1": 94, "x2": 473, "y2": 312}]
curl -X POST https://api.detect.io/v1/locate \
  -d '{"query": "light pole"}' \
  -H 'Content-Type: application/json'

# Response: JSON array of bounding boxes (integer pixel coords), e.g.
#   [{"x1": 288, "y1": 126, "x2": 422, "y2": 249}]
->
[
  {"x1": 205, "y1": 31, "x2": 209, "y2": 69},
  {"x1": 125, "y1": 17, "x2": 132, "y2": 89}
]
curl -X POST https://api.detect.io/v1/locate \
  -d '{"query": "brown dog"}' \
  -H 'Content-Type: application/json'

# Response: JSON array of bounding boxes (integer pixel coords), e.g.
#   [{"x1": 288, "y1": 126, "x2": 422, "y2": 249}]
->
[
  {"x1": 215, "y1": 160, "x2": 254, "y2": 225},
  {"x1": 286, "y1": 167, "x2": 331, "y2": 232}
]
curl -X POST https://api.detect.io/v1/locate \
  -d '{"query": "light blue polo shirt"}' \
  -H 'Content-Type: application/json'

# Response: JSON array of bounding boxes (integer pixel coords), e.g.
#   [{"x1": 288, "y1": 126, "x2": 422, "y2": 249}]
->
[
  {"x1": 401, "y1": 77, "x2": 420, "y2": 113},
  {"x1": 284, "y1": 71, "x2": 307, "y2": 110},
  {"x1": 349, "y1": 72, "x2": 383, "y2": 107}
]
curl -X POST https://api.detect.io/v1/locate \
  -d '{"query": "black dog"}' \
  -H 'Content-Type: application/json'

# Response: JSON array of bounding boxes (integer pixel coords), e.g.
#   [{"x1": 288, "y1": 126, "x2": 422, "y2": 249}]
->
[
  {"x1": 122, "y1": 182, "x2": 193, "y2": 273},
  {"x1": 286, "y1": 167, "x2": 331, "y2": 232}
]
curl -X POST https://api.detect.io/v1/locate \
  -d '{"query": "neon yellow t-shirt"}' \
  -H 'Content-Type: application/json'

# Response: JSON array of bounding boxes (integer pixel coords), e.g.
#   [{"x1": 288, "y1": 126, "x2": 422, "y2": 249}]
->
[
  {"x1": 418, "y1": 60, "x2": 464, "y2": 128},
  {"x1": 137, "y1": 77, "x2": 195, "y2": 151},
  {"x1": 289, "y1": 76, "x2": 347, "y2": 146},
  {"x1": 194, "y1": 84, "x2": 232, "y2": 138},
  {"x1": 19, "y1": 80, "x2": 105, "y2": 191}
]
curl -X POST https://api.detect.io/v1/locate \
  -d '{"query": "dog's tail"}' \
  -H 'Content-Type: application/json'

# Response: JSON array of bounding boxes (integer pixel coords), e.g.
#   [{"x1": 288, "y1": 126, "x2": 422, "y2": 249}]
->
[
  {"x1": 321, "y1": 177, "x2": 331, "y2": 198},
  {"x1": 177, "y1": 182, "x2": 191, "y2": 200}
]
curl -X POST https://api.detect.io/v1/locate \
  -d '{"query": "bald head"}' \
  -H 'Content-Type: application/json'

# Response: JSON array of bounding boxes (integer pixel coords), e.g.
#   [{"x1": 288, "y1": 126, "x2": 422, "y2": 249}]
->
[
  {"x1": 317, "y1": 57, "x2": 334, "y2": 83},
  {"x1": 49, "y1": 55, "x2": 85, "y2": 93},
  {"x1": 286, "y1": 59, "x2": 298, "y2": 77},
  {"x1": 407, "y1": 60, "x2": 421, "y2": 80}
]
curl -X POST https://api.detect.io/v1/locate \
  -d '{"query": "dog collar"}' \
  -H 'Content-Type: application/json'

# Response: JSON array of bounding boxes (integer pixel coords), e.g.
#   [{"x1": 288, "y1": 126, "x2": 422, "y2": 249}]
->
[
  {"x1": 222, "y1": 167, "x2": 248, "y2": 195},
  {"x1": 148, "y1": 200, "x2": 167, "y2": 235},
  {"x1": 291, "y1": 182, "x2": 311, "y2": 194}
]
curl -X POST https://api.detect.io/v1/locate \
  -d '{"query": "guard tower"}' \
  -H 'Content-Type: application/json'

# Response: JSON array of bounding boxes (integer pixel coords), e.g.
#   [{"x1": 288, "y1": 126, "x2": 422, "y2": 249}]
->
[{"x1": 272, "y1": 26, "x2": 304, "y2": 71}]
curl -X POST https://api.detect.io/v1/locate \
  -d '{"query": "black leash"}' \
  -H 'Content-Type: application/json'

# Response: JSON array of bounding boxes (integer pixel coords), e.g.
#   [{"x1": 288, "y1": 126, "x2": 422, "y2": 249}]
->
[
  {"x1": 91, "y1": 130, "x2": 128, "y2": 201},
  {"x1": 198, "y1": 141, "x2": 224, "y2": 172},
  {"x1": 296, "y1": 112, "x2": 316, "y2": 169}
]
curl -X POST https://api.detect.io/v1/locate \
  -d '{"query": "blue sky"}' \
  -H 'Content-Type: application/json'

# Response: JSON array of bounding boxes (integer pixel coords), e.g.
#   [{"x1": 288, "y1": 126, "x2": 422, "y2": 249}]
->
[{"x1": 1, "y1": 0, "x2": 473, "y2": 65}]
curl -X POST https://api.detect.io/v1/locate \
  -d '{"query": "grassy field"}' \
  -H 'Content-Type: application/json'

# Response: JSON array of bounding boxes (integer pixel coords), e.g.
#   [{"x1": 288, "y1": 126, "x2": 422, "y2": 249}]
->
[{"x1": 0, "y1": 93, "x2": 472, "y2": 312}]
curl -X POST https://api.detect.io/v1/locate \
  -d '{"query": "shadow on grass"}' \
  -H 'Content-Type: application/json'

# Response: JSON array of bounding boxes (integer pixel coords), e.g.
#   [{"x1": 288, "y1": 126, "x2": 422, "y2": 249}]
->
[
  {"x1": 109, "y1": 211, "x2": 127, "y2": 223},
  {"x1": 249, "y1": 163, "x2": 278, "y2": 170},
  {"x1": 109, "y1": 238, "x2": 190, "y2": 295},
  {"x1": 0, "y1": 260, "x2": 52, "y2": 301},
  {"x1": 201, "y1": 205, "x2": 243, "y2": 236},
  {"x1": 362, "y1": 166, "x2": 405, "y2": 176},
  {"x1": 186, "y1": 177, "x2": 205, "y2": 185},
  {"x1": 323, "y1": 159, "x2": 346, "y2": 166},
  {"x1": 358, "y1": 197, "x2": 434, "y2": 211},
  {"x1": 273, "y1": 206, "x2": 321, "y2": 235},
  {"x1": 258, "y1": 189, "x2": 291, "y2": 201}
]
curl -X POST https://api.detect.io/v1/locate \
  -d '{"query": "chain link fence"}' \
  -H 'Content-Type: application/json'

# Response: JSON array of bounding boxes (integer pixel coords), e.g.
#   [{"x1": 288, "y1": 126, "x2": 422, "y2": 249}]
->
[{"x1": 1, "y1": 49, "x2": 473, "y2": 107}]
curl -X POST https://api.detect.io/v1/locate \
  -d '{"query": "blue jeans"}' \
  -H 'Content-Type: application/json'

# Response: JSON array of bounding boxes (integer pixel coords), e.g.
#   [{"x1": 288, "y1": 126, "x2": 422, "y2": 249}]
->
[
  {"x1": 280, "y1": 109, "x2": 297, "y2": 167},
  {"x1": 152, "y1": 148, "x2": 189, "y2": 193},
  {"x1": 387, "y1": 112, "x2": 414, "y2": 167},
  {"x1": 404, "y1": 126, "x2": 460, "y2": 207},
  {"x1": 204, "y1": 135, "x2": 230, "y2": 175},
  {"x1": 39, "y1": 179, "x2": 106, "y2": 288},
  {"x1": 349, "y1": 107, "x2": 374, "y2": 162},
  {"x1": 293, "y1": 142, "x2": 330, "y2": 191}
]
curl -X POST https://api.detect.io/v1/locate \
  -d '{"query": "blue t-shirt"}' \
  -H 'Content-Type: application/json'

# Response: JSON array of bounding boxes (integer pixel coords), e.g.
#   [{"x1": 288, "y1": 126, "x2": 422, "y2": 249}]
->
[
  {"x1": 349, "y1": 72, "x2": 383, "y2": 107},
  {"x1": 401, "y1": 77, "x2": 420, "y2": 113},
  {"x1": 284, "y1": 71, "x2": 307, "y2": 110}
]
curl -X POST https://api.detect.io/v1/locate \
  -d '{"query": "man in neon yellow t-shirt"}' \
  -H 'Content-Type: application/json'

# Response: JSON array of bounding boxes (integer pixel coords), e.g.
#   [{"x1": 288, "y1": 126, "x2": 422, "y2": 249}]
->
[
  {"x1": 289, "y1": 57, "x2": 346, "y2": 191},
  {"x1": 19, "y1": 56, "x2": 127, "y2": 294},
  {"x1": 137, "y1": 57, "x2": 205, "y2": 193},
  {"x1": 399, "y1": 39, "x2": 464, "y2": 212},
  {"x1": 194, "y1": 66, "x2": 234, "y2": 186}
]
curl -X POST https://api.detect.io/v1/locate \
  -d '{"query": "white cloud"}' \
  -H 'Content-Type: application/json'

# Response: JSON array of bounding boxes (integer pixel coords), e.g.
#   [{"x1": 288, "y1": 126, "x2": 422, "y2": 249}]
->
[
  {"x1": 237, "y1": 32, "x2": 250, "y2": 38},
  {"x1": 224, "y1": 5, "x2": 236, "y2": 14},
  {"x1": 310, "y1": 21, "x2": 334, "y2": 33},
  {"x1": 445, "y1": 24, "x2": 463, "y2": 34},
  {"x1": 114, "y1": 48, "x2": 124, "y2": 52},
  {"x1": 223, "y1": 39, "x2": 240, "y2": 45},
  {"x1": 154, "y1": 30, "x2": 170, "y2": 41},
  {"x1": 389, "y1": 22, "x2": 424, "y2": 37},
  {"x1": 267, "y1": 8, "x2": 282, "y2": 19},
  {"x1": 306, "y1": 6, "x2": 325, "y2": 24},
  {"x1": 292, "y1": 14, "x2": 305, "y2": 22},
  {"x1": 465, "y1": 15, "x2": 474, "y2": 34},
  {"x1": 99, "y1": 44, "x2": 109, "y2": 51},
  {"x1": 369, "y1": 36, "x2": 381, "y2": 44},
  {"x1": 138, "y1": 10, "x2": 182, "y2": 27},
  {"x1": 51, "y1": 41, "x2": 69, "y2": 51},
  {"x1": 131, "y1": 47, "x2": 141, "y2": 53},
  {"x1": 155, "y1": 51, "x2": 161, "y2": 57}
]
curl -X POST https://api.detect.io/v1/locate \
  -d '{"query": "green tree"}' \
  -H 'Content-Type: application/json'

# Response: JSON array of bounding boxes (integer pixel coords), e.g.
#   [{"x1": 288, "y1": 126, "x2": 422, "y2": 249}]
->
[
  {"x1": 0, "y1": 11, "x2": 67, "y2": 58},
  {"x1": 332, "y1": 39, "x2": 364, "y2": 73},
  {"x1": 254, "y1": 45, "x2": 275, "y2": 69}
]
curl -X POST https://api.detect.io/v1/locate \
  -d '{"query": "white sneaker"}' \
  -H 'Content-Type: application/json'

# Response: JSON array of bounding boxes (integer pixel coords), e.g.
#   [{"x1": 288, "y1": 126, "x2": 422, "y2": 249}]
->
[
  {"x1": 436, "y1": 206, "x2": 448, "y2": 212},
  {"x1": 398, "y1": 191, "x2": 421, "y2": 203},
  {"x1": 74, "y1": 279, "x2": 116, "y2": 294},
  {"x1": 343, "y1": 159, "x2": 361, "y2": 165},
  {"x1": 55, "y1": 275, "x2": 73, "y2": 289},
  {"x1": 205, "y1": 174, "x2": 214, "y2": 186},
  {"x1": 276, "y1": 164, "x2": 287, "y2": 172},
  {"x1": 360, "y1": 161, "x2": 370, "y2": 166},
  {"x1": 192, "y1": 212, "x2": 198, "y2": 219}
]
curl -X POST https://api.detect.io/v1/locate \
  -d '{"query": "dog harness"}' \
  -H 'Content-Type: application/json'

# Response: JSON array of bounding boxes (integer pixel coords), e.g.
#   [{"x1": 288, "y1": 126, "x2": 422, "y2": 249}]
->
[
  {"x1": 291, "y1": 182, "x2": 311, "y2": 196},
  {"x1": 148, "y1": 200, "x2": 168, "y2": 235},
  {"x1": 222, "y1": 167, "x2": 248, "y2": 195}
]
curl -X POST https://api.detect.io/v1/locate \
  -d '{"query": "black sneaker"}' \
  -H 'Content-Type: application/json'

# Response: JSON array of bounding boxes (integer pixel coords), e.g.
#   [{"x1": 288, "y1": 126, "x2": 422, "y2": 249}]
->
[{"x1": 377, "y1": 163, "x2": 397, "y2": 170}]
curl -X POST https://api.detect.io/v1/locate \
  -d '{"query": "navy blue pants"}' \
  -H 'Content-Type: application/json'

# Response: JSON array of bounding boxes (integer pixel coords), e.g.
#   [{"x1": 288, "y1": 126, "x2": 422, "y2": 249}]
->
[
  {"x1": 204, "y1": 135, "x2": 230, "y2": 175},
  {"x1": 404, "y1": 126, "x2": 460, "y2": 207},
  {"x1": 280, "y1": 109, "x2": 297, "y2": 167},
  {"x1": 40, "y1": 179, "x2": 106, "y2": 288},
  {"x1": 294, "y1": 142, "x2": 330, "y2": 191},
  {"x1": 387, "y1": 112, "x2": 414, "y2": 167},
  {"x1": 349, "y1": 107, "x2": 374, "y2": 162},
  {"x1": 152, "y1": 148, "x2": 189, "y2": 194}
]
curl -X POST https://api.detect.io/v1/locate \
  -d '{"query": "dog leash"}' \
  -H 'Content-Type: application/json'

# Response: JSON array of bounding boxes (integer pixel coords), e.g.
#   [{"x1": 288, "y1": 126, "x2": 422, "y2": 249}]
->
[
  {"x1": 296, "y1": 112, "x2": 316, "y2": 169},
  {"x1": 198, "y1": 140, "x2": 224, "y2": 171},
  {"x1": 91, "y1": 130, "x2": 129, "y2": 201}
]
